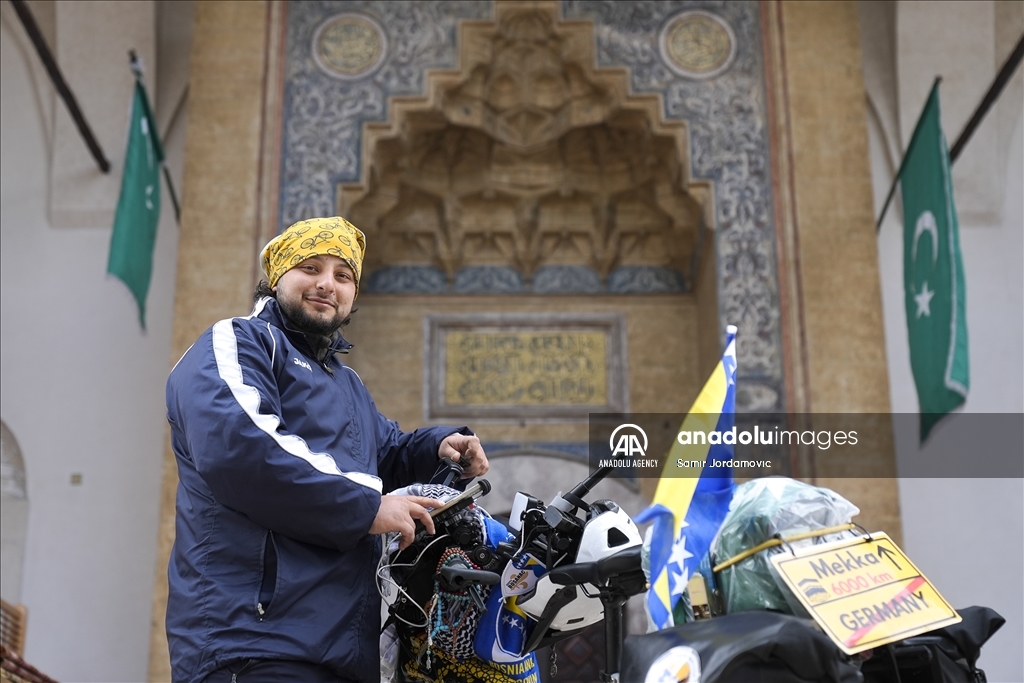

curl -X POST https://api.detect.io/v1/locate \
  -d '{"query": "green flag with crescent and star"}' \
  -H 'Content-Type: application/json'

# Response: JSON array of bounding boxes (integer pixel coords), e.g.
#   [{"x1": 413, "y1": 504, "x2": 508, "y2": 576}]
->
[
  {"x1": 900, "y1": 83, "x2": 969, "y2": 442},
  {"x1": 107, "y1": 76, "x2": 164, "y2": 330}
]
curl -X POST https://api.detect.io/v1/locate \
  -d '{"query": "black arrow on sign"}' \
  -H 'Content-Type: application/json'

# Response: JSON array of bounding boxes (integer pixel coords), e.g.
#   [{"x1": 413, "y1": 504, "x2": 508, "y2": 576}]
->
[{"x1": 878, "y1": 545, "x2": 902, "y2": 571}]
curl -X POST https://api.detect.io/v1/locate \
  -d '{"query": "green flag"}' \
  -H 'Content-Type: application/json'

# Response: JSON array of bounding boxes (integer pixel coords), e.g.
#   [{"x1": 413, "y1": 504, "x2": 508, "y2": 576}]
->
[
  {"x1": 900, "y1": 83, "x2": 969, "y2": 442},
  {"x1": 108, "y1": 77, "x2": 164, "y2": 329}
]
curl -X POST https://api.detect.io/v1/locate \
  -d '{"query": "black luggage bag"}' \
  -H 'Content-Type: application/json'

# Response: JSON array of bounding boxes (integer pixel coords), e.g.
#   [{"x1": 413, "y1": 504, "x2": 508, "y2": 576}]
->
[
  {"x1": 861, "y1": 606, "x2": 1005, "y2": 683},
  {"x1": 621, "y1": 611, "x2": 863, "y2": 683}
]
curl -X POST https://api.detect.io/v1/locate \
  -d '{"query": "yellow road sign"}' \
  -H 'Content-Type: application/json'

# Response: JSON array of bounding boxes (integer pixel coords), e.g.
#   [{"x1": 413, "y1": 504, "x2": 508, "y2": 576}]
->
[{"x1": 771, "y1": 532, "x2": 960, "y2": 654}]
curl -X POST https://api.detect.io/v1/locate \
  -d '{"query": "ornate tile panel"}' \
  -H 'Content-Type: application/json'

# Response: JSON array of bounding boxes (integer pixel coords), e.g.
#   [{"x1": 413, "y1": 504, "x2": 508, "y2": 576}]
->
[
  {"x1": 281, "y1": 1, "x2": 492, "y2": 225},
  {"x1": 279, "y1": 0, "x2": 784, "y2": 408},
  {"x1": 563, "y1": 0, "x2": 783, "y2": 408}
]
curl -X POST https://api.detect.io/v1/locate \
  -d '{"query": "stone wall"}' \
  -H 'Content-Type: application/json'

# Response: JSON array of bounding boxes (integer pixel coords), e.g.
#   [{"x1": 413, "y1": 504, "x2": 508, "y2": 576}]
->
[
  {"x1": 147, "y1": 1, "x2": 901, "y2": 676},
  {"x1": 768, "y1": 0, "x2": 899, "y2": 532},
  {"x1": 147, "y1": 2, "x2": 268, "y2": 680}
]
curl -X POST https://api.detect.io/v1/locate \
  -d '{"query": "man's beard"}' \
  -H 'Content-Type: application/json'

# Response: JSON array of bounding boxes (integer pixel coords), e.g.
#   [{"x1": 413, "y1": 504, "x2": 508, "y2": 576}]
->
[{"x1": 279, "y1": 296, "x2": 347, "y2": 336}]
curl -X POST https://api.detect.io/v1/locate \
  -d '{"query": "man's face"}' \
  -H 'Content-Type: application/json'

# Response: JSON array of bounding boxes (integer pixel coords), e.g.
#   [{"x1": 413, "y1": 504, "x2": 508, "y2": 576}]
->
[{"x1": 274, "y1": 254, "x2": 356, "y2": 336}]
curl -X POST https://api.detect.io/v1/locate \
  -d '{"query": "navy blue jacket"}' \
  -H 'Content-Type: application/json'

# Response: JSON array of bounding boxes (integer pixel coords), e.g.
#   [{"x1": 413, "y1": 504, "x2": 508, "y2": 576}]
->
[{"x1": 165, "y1": 297, "x2": 464, "y2": 682}]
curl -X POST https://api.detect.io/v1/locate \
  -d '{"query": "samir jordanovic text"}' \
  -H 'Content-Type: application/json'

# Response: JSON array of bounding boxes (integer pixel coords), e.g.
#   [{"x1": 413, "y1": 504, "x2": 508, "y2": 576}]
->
[{"x1": 676, "y1": 426, "x2": 858, "y2": 449}]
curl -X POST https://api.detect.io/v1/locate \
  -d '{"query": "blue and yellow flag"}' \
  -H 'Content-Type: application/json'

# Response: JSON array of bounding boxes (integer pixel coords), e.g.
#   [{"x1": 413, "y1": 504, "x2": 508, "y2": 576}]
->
[
  {"x1": 635, "y1": 325, "x2": 737, "y2": 630},
  {"x1": 473, "y1": 518, "x2": 540, "y2": 680}
]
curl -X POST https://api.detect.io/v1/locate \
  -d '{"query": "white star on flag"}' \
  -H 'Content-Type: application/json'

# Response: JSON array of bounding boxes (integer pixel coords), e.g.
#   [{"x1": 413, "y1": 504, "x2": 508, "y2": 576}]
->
[
  {"x1": 669, "y1": 566, "x2": 689, "y2": 599},
  {"x1": 724, "y1": 347, "x2": 737, "y2": 386},
  {"x1": 914, "y1": 281, "x2": 935, "y2": 318},
  {"x1": 667, "y1": 529, "x2": 694, "y2": 570}
]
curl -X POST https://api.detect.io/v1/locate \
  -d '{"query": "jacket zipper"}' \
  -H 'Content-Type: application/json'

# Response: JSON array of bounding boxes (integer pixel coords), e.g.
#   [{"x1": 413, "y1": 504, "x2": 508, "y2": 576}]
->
[{"x1": 280, "y1": 321, "x2": 341, "y2": 375}]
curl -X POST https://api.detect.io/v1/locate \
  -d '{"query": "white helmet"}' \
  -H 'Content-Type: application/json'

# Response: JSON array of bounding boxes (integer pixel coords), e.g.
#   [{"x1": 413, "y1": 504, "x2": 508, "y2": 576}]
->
[{"x1": 518, "y1": 503, "x2": 642, "y2": 631}]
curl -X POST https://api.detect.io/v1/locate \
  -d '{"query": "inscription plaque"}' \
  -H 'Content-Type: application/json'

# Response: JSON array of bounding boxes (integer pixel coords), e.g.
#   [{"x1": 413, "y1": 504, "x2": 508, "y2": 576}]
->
[
  {"x1": 427, "y1": 315, "x2": 627, "y2": 420},
  {"x1": 312, "y1": 14, "x2": 387, "y2": 80},
  {"x1": 445, "y1": 330, "x2": 607, "y2": 406},
  {"x1": 659, "y1": 10, "x2": 736, "y2": 80}
]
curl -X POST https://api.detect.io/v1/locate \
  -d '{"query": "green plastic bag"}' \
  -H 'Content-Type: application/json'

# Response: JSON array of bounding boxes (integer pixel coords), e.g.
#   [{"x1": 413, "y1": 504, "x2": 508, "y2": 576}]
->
[{"x1": 710, "y1": 477, "x2": 860, "y2": 615}]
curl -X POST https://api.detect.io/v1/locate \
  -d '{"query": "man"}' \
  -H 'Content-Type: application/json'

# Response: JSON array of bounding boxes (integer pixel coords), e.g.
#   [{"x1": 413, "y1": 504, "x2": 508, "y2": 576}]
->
[{"x1": 165, "y1": 216, "x2": 488, "y2": 683}]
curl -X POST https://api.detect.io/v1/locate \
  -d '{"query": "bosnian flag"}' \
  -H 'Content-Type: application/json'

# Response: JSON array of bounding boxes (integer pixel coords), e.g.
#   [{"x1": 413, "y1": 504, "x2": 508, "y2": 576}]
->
[
  {"x1": 500, "y1": 552, "x2": 546, "y2": 598},
  {"x1": 473, "y1": 519, "x2": 541, "y2": 678},
  {"x1": 635, "y1": 325, "x2": 737, "y2": 630},
  {"x1": 474, "y1": 590, "x2": 537, "y2": 665}
]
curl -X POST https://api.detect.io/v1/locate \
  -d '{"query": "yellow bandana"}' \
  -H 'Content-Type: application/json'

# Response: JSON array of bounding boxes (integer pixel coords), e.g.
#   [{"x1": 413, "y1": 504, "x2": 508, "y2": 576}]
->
[{"x1": 260, "y1": 216, "x2": 366, "y2": 292}]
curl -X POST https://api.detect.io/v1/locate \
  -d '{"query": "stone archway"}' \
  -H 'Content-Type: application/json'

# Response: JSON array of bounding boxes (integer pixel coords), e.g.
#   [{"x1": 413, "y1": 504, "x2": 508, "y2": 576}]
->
[
  {"x1": 339, "y1": 2, "x2": 713, "y2": 295},
  {"x1": 1, "y1": 420, "x2": 28, "y2": 603},
  {"x1": 482, "y1": 451, "x2": 643, "y2": 519},
  {"x1": 331, "y1": 1, "x2": 722, "y2": 493},
  {"x1": 480, "y1": 450, "x2": 650, "y2": 654}
]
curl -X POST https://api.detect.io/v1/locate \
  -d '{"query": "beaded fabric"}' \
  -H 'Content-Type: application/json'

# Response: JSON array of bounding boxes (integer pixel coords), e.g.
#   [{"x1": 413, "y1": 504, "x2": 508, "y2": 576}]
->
[{"x1": 425, "y1": 547, "x2": 492, "y2": 663}]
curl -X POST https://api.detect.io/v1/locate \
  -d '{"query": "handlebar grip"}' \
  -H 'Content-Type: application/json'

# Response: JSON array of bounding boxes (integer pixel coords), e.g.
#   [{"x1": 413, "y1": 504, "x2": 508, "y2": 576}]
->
[
  {"x1": 438, "y1": 566, "x2": 501, "y2": 589},
  {"x1": 429, "y1": 480, "x2": 491, "y2": 519},
  {"x1": 547, "y1": 545, "x2": 642, "y2": 586},
  {"x1": 548, "y1": 563, "x2": 599, "y2": 586}
]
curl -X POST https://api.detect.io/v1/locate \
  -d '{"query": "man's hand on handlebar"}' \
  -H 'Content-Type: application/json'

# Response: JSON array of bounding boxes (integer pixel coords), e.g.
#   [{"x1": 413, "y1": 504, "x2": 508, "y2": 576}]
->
[
  {"x1": 438, "y1": 433, "x2": 489, "y2": 478},
  {"x1": 370, "y1": 495, "x2": 439, "y2": 550}
]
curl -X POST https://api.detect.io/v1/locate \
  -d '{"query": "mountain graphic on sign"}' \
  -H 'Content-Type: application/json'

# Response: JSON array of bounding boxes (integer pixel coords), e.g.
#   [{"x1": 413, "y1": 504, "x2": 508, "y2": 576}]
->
[{"x1": 798, "y1": 577, "x2": 828, "y2": 602}]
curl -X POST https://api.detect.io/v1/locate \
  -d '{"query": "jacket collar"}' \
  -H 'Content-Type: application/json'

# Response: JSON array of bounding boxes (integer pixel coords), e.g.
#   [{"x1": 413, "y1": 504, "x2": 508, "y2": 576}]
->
[{"x1": 255, "y1": 297, "x2": 353, "y2": 356}]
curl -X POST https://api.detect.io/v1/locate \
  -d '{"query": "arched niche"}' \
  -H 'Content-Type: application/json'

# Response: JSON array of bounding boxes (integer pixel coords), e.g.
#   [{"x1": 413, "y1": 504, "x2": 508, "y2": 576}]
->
[
  {"x1": 340, "y1": 4, "x2": 713, "y2": 294},
  {"x1": 1, "y1": 420, "x2": 28, "y2": 603},
  {"x1": 482, "y1": 450, "x2": 643, "y2": 519}
]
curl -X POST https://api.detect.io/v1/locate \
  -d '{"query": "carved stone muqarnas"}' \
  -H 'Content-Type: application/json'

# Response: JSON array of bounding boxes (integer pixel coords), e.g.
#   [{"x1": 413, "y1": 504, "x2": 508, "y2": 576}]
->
[{"x1": 341, "y1": 4, "x2": 712, "y2": 294}]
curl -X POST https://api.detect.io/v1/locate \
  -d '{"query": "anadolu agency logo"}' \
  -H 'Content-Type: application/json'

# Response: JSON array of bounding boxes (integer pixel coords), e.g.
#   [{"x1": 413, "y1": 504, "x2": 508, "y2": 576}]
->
[{"x1": 599, "y1": 424, "x2": 659, "y2": 469}]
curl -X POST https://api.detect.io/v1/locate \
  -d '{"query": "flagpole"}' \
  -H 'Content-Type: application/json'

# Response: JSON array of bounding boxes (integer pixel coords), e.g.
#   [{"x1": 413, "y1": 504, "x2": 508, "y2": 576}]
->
[
  {"x1": 162, "y1": 165, "x2": 181, "y2": 225},
  {"x1": 128, "y1": 51, "x2": 181, "y2": 226},
  {"x1": 875, "y1": 77, "x2": 941, "y2": 232},
  {"x1": 9, "y1": 0, "x2": 110, "y2": 173},
  {"x1": 949, "y1": 34, "x2": 1024, "y2": 163},
  {"x1": 878, "y1": 34, "x2": 1024, "y2": 232}
]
